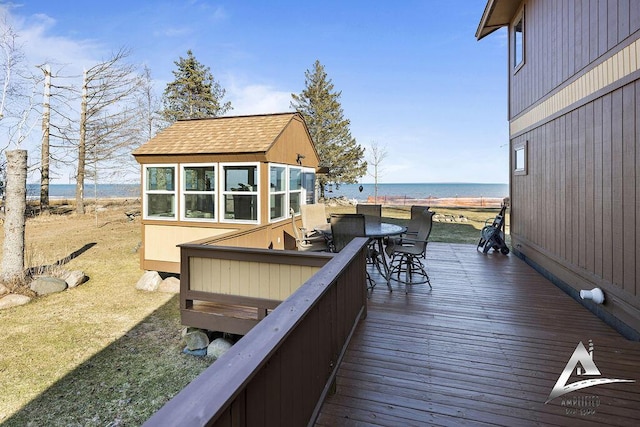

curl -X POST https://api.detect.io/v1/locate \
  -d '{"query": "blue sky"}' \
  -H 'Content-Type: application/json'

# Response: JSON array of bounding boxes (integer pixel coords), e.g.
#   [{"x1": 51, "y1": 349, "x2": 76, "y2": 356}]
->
[{"x1": 4, "y1": 1, "x2": 509, "y2": 184}]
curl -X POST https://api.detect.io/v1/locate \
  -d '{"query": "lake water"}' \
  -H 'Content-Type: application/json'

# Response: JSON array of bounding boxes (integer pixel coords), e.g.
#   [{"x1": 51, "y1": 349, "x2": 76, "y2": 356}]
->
[
  {"x1": 28, "y1": 182, "x2": 509, "y2": 202},
  {"x1": 326, "y1": 183, "x2": 509, "y2": 202},
  {"x1": 27, "y1": 184, "x2": 140, "y2": 199}
]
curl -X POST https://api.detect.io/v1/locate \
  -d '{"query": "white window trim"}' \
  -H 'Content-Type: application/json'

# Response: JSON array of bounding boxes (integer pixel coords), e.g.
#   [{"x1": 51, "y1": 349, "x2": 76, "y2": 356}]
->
[
  {"x1": 514, "y1": 141, "x2": 527, "y2": 175},
  {"x1": 269, "y1": 163, "x2": 288, "y2": 222},
  {"x1": 288, "y1": 165, "x2": 304, "y2": 216},
  {"x1": 220, "y1": 162, "x2": 260, "y2": 224},
  {"x1": 180, "y1": 163, "x2": 217, "y2": 222},
  {"x1": 143, "y1": 163, "x2": 177, "y2": 221},
  {"x1": 513, "y1": 6, "x2": 525, "y2": 73}
]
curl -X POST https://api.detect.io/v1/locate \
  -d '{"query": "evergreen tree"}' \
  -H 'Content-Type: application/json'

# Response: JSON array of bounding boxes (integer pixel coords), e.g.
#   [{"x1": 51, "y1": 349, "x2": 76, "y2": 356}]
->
[
  {"x1": 161, "y1": 50, "x2": 231, "y2": 122},
  {"x1": 291, "y1": 60, "x2": 366, "y2": 197}
]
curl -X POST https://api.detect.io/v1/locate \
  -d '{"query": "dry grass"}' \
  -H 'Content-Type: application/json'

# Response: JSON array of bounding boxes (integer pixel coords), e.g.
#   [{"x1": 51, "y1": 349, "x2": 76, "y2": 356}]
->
[
  {"x1": 0, "y1": 200, "x2": 509, "y2": 425},
  {"x1": 0, "y1": 200, "x2": 214, "y2": 426}
]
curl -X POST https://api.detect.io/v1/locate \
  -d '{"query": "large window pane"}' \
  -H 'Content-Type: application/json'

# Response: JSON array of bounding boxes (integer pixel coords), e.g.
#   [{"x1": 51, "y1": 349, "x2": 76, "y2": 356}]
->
[
  {"x1": 147, "y1": 194, "x2": 175, "y2": 217},
  {"x1": 145, "y1": 165, "x2": 176, "y2": 219},
  {"x1": 184, "y1": 194, "x2": 215, "y2": 218},
  {"x1": 225, "y1": 165, "x2": 257, "y2": 191},
  {"x1": 270, "y1": 166, "x2": 286, "y2": 192},
  {"x1": 271, "y1": 193, "x2": 286, "y2": 220},
  {"x1": 184, "y1": 166, "x2": 215, "y2": 191},
  {"x1": 224, "y1": 194, "x2": 257, "y2": 220},
  {"x1": 146, "y1": 167, "x2": 175, "y2": 191}
]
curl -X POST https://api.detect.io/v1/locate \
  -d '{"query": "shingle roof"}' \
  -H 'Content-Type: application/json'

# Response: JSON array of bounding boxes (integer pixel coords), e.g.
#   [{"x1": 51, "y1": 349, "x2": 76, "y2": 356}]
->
[{"x1": 132, "y1": 112, "x2": 300, "y2": 156}]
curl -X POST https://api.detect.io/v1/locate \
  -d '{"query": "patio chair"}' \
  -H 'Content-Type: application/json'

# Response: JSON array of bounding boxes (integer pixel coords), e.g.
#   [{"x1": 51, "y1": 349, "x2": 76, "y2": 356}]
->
[
  {"x1": 356, "y1": 203, "x2": 382, "y2": 225},
  {"x1": 290, "y1": 209, "x2": 328, "y2": 252},
  {"x1": 387, "y1": 205, "x2": 430, "y2": 258},
  {"x1": 387, "y1": 209, "x2": 434, "y2": 292},
  {"x1": 330, "y1": 213, "x2": 376, "y2": 290},
  {"x1": 300, "y1": 203, "x2": 328, "y2": 239}
]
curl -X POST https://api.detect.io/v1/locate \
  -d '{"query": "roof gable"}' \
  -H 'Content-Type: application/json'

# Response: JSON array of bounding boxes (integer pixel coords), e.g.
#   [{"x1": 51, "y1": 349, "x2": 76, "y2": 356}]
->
[{"x1": 132, "y1": 112, "x2": 302, "y2": 156}]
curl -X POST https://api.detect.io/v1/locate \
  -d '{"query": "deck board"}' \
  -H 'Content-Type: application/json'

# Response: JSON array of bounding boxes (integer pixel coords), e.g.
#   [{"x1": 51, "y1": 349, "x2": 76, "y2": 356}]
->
[{"x1": 316, "y1": 243, "x2": 640, "y2": 426}]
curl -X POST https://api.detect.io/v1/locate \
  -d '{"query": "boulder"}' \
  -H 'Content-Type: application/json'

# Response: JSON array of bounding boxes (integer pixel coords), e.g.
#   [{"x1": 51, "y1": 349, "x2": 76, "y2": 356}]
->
[
  {"x1": 158, "y1": 276, "x2": 180, "y2": 293},
  {"x1": 0, "y1": 293, "x2": 32, "y2": 310},
  {"x1": 183, "y1": 329, "x2": 210, "y2": 350},
  {"x1": 64, "y1": 270, "x2": 87, "y2": 288},
  {"x1": 136, "y1": 271, "x2": 162, "y2": 291},
  {"x1": 30, "y1": 276, "x2": 68, "y2": 296},
  {"x1": 206, "y1": 338, "x2": 233, "y2": 359},
  {"x1": 0, "y1": 283, "x2": 8, "y2": 296}
]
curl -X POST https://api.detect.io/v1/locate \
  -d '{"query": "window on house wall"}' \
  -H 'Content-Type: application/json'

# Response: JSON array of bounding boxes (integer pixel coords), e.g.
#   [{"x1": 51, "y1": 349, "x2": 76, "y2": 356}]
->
[
  {"x1": 289, "y1": 166, "x2": 303, "y2": 214},
  {"x1": 513, "y1": 8, "x2": 524, "y2": 70},
  {"x1": 182, "y1": 164, "x2": 216, "y2": 221},
  {"x1": 270, "y1": 164, "x2": 287, "y2": 221},
  {"x1": 221, "y1": 163, "x2": 259, "y2": 222},
  {"x1": 514, "y1": 141, "x2": 527, "y2": 175},
  {"x1": 301, "y1": 169, "x2": 316, "y2": 204},
  {"x1": 144, "y1": 165, "x2": 176, "y2": 219}
]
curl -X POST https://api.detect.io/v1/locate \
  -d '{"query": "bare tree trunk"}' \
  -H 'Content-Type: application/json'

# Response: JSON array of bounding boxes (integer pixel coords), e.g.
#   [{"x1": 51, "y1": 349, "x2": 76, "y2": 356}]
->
[
  {"x1": 76, "y1": 70, "x2": 87, "y2": 214},
  {"x1": 40, "y1": 64, "x2": 51, "y2": 211},
  {"x1": 2, "y1": 150, "x2": 27, "y2": 282}
]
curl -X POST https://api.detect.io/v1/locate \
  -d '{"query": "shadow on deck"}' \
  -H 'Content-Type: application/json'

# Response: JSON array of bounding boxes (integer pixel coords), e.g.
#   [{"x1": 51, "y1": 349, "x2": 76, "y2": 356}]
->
[{"x1": 317, "y1": 243, "x2": 640, "y2": 426}]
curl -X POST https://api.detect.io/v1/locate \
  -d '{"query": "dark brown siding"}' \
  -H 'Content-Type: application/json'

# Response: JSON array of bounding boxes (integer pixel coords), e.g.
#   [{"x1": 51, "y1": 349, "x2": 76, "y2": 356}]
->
[
  {"x1": 508, "y1": 0, "x2": 640, "y2": 335},
  {"x1": 510, "y1": 0, "x2": 640, "y2": 118}
]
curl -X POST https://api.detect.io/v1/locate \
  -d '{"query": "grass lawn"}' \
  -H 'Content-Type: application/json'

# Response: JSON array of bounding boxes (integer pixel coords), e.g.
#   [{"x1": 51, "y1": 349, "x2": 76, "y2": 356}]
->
[{"x1": 0, "y1": 201, "x2": 508, "y2": 426}]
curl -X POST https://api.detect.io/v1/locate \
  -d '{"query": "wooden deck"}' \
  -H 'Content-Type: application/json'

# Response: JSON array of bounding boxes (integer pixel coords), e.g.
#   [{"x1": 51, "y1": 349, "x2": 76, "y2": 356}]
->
[{"x1": 316, "y1": 243, "x2": 640, "y2": 426}]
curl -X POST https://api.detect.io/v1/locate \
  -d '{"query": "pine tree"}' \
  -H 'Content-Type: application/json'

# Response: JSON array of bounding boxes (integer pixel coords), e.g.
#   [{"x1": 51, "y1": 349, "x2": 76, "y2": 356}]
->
[
  {"x1": 161, "y1": 50, "x2": 231, "y2": 122},
  {"x1": 291, "y1": 60, "x2": 367, "y2": 197}
]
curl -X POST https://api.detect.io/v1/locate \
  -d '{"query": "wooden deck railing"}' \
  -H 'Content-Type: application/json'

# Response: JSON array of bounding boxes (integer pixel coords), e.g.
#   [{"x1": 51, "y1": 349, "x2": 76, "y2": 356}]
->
[
  {"x1": 179, "y1": 242, "x2": 334, "y2": 335},
  {"x1": 144, "y1": 237, "x2": 369, "y2": 426}
]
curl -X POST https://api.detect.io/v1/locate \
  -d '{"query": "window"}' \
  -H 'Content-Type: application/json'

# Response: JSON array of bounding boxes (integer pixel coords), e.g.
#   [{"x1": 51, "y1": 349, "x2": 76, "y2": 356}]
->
[
  {"x1": 514, "y1": 141, "x2": 527, "y2": 175},
  {"x1": 144, "y1": 165, "x2": 176, "y2": 219},
  {"x1": 182, "y1": 164, "x2": 216, "y2": 221},
  {"x1": 221, "y1": 163, "x2": 259, "y2": 222},
  {"x1": 289, "y1": 166, "x2": 303, "y2": 215},
  {"x1": 301, "y1": 169, "x2": 316, "y2": 205},
  {"x1": 270, "y1": 164, "x2": 287, "y2": 220},
  {"x1": 513, "y1": 8, "x2": 524, "y2": 70}
]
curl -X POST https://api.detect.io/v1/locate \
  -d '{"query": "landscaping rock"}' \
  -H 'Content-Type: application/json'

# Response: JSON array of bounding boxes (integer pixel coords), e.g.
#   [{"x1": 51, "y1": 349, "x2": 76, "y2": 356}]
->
[
  {"x1": 30, "y1": 276, "x2": 68, "y2": 296},
  {"x1": 183, "y1": 329, "x2": 210, "y2": 350},
  {"x1": 64, "y1": 270, "x2": 87, "y2": 288},
  {"x1": 136, "y1": 271, "x2": 162, "y2": 291},
  {"x1": 206, "y1": 338, "x2": 233, "y2": 359},
  {"x1": 158, "y1": 276, "x2": 180, "y2": 293},
  {"x1": 0, "y1": 293, "x2": 32, "y2": 310},
  {"x1": 0, "y1": 283, "x2": 8, "y2": 296}
]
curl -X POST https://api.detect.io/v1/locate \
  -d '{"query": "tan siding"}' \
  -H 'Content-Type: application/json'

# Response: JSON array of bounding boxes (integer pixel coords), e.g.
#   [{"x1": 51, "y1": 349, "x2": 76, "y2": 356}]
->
[{"x1": 189, "y1": 257, "x2": 321, "y2": 300}]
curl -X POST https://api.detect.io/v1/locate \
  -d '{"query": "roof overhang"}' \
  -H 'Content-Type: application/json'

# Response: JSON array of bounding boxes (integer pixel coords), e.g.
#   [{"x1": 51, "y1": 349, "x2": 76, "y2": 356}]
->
[{"x1": 476, "y1": 0, "x2": 523, "y2": 40}]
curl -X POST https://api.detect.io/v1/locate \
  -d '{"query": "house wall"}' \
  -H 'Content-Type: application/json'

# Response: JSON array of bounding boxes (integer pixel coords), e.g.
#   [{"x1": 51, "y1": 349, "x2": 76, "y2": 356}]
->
[{"x1": 509, "y1": 0, "x2": 640, "y2": 338}]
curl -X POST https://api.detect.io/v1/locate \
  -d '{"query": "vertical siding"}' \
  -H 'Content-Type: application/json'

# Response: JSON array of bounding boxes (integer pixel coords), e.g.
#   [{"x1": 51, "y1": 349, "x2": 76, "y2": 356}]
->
[
  {"x1": 622, "y1": 84, "x2": 636, "y2": 294},
  {"x1": 510, "y1": 0, "x2": 640, "y2": 118},
  {"x1": 512, "y1": 80, "x2": 640, "y2": 297},
  {"x1": 189, "y1": 257, "x2": 319, "y2": 300}
]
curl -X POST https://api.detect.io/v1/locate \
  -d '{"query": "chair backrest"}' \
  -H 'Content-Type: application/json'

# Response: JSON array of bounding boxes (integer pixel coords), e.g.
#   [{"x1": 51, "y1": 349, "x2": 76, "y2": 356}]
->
[
  {"x1": 330, "y1": 214, "x2": 366, "y2": 252},
  {"x1": 408, "y1": 205, "x2": 428, "y2": 234},
  {"x1": 356, "y1": 204, "x2": 381, "y2": 225},
  {"x1": 300, "y1": 203, "x2": 327, "y2": 232},
  {"x1": 290, "y1": 208, "x2": 303, "y2": 242},
  {"x1": 414, "y1": 210, "x2": 435, "y2": 251}
]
